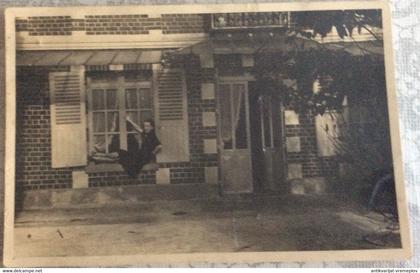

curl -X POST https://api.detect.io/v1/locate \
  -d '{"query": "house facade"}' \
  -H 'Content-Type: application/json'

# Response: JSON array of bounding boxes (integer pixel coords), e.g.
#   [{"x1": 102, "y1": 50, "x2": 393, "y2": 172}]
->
[{"x1": 14, "y1": 8, "x2": 385, "y2": 200}]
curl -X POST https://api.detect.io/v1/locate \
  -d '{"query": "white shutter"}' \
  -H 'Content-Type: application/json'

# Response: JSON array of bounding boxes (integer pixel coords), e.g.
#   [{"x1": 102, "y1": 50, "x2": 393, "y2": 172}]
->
[
  {"x1": 49, "y1": 69, "x2": 87, "y2": 168},
  {"x1": 155, "y1": 68, "x2": 190, "y2": 162},
  {"x1": 315, "y1": 112, "x2": 340, "y2": 157}
]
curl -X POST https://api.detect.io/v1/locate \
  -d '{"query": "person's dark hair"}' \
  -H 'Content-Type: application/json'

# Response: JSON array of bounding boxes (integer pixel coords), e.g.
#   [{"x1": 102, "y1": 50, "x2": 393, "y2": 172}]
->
[{"x1": 143, "y1": 119, "x2": 155, "y2": 128}]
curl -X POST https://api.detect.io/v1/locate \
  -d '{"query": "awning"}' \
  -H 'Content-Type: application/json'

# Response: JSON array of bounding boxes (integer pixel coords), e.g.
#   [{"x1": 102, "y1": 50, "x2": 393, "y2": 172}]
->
[
  {"x1": 16, "y1": 50, "x2": 163, "y2": 68},
  {"x1": 177, "y1": 36, "x2": 383, "y2": 57}
]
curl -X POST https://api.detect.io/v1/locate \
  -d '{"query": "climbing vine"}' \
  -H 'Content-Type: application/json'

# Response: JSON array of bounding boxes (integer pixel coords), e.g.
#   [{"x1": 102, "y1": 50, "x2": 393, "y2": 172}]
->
[{"x1": 254, "y1": 47, "x2": 385, "y2": 115}]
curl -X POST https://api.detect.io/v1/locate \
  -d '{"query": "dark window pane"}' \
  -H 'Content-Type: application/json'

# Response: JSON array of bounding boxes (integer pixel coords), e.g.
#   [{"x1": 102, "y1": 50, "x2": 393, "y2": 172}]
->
[
  {"x1": 93, "y1": 112, "x2": 105, "y2": 132},
  {"x1": 139, "y1": 88, "x2": 153, "y2": 108},
  {"x1": 125, "y1": 71, "x2": 152, "y2": 82},
  {"x1": 233, "y1": 84, "x2": 248, "y2": 149},
  {"x1": 271, "y1": 101, "x2": 282, "y2": 148},
  {"x1": 106, "y1": 89, "x2": 118, "y2": 110},
  {"x1": 219, "y1": 84, "x2": 233, "y2": 149},
  {"x1": 126, "y1": 88, "x2": 138, "y2": 109},
  {"x1": 107, "y1": 112, "x2": 119, "y2": 133},
  {"x1": 140, "y1": 110, "x2": 153, "y2": 124},
  {"x1": 92, "y1": 89, "x2": 105, "y2": 110},
  {"x1": 263, "y1": 98, "x2": 272, "y2": 148}
]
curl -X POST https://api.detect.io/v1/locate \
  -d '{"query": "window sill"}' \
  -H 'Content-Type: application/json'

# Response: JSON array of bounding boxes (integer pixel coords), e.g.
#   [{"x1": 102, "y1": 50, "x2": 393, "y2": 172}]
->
[
  {"x1": 85, "y1": 162, "x2": 161, "y2": 173},
  {"x1": 85, "y1": 162, "x2": 124, "y2": 173}
]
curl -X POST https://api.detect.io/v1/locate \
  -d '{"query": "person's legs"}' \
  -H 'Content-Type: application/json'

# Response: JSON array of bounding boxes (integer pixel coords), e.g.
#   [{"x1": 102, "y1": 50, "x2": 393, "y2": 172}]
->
[{"x1": 119, "y1": 149, "x2": 141, "y2": 178}]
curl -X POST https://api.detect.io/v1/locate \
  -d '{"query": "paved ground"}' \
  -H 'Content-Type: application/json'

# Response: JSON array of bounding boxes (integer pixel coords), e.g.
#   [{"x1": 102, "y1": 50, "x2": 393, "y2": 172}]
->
[{"x1": 14, "y1": 195, "x2": 401, "y2": 257}]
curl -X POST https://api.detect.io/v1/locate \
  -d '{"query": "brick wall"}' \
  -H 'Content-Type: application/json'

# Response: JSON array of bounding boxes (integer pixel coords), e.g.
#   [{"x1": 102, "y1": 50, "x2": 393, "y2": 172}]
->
[
  {"x1": 213, "y1": 54, "x2": 338, "y2": 181},
  {"x1": 16, "y1": 14, "x2": 210, "y2": 36},
  {"x1": 16, "y1": 17, "x2": 79, "y2": 36},
  {"x1": 15, "y1": 58, "x2": 218, "y2": 192},
  {"x1": 161, "y1": 14, "x2": 209, "y2": 34},
  {"x1": 16, "y1": 55, "x2": 339, "y2": 194},
  {"x1": 173, "y1": 55, "x2": 218, "y2": 183},
  {"x1": 16, "y1": 69, "x2": 73, "y2": 191},
  {"x1": 88, "y1": 171, "x2": 155, "y2": 187},
  {"x1": 85, "y1": 15, "x2": 158, "y2": 35},
  {"x1": 15, "y1": 68, "x2": 162, "y2": 199},
  {"x1": 285, "y1": 112, "x2": 339, "y2": 178}
]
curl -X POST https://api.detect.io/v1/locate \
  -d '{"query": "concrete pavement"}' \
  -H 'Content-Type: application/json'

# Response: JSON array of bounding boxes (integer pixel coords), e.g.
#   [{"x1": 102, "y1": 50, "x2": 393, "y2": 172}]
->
[{"x1": 14, "y1": 195, "x2": 401, "y2": 257}]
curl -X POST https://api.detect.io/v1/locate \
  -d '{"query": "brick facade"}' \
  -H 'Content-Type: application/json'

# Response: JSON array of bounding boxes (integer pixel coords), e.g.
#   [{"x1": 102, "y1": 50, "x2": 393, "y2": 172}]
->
[
  {"x1": 16, "y1": 14, "x2": 210, "y2": 36},
  {"x1": 285, "y1": 113, "x2": 338, "y2": 178},
  {"x1": 14, "y1": 12, "x2": 341, "y2": 195},
  {"x1": 161, "y1": 14, "x2": 209, "y2": 34},
  {"x1": 16, "y1": 56, "x2": 218, "y2": 191},
  {"x1": 16, "y1": 16, "x2": 74, "y2": 36},
  {"x1": 16, "y1": 64, "x2": 339, "y2": 195},
  {"x1": 16, "y1": 68, "x2": 160, "y2": 192},
  {"x1": 16, "y1": 70, "x2": 73, "y2": 191},
  {"x1": 213, "y1": 55, "x2": 339, "y2": 182}
]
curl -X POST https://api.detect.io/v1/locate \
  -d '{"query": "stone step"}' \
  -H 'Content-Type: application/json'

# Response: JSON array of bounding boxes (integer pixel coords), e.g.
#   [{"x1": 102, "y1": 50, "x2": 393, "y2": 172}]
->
[{"x1": 18, "y1": 183, "x2": 221, "y2": 211}]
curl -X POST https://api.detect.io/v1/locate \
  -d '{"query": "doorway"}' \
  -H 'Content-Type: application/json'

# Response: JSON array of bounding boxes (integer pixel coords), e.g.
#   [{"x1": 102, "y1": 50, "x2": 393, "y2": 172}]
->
[
  {"x1": 217, "y1": 81, "x2": 253, "y2": 193},
  {"x1": 218, "y1": 80, "x2": 286, "y2": 194},
  {"x1": 249, "y1": 84, "x2": 286, "y2": 192}
]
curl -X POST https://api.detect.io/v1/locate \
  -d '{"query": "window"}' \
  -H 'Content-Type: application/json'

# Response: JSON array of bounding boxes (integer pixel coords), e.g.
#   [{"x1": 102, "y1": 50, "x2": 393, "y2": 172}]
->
[
  {"x1": 87, "y1": 72, "x2": 153, "y2": 156},
  {"x1": 49, "y1": 67, "x2": 189, "y2": 168},
  {"x1": 260, "y1": 95, "x2": 274, "y2": 149},
  {"x1": 126, "y1": 87, "x2": 153, "y2": 137},
  {"x1": 218, "y1": 82, "x2": 249, "y2": 150},
  {"x1": 91, "y1": 88, "x2": 120, "y2": 154}
]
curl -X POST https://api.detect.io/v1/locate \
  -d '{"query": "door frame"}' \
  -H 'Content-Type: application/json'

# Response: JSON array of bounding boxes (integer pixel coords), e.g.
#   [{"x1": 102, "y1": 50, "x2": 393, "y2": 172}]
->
[{"x1": 216, "y1": 76, "x2": 253, "y2": 194}]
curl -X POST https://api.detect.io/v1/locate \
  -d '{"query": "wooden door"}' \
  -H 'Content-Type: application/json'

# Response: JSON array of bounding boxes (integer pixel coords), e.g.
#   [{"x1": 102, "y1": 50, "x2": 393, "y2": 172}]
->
[
  {"x1": 218, "y1": 82, "x2": 253, "y2": 194},
  {"x1": 260, "y1": 95, "x2": 285, "y2": 191}
]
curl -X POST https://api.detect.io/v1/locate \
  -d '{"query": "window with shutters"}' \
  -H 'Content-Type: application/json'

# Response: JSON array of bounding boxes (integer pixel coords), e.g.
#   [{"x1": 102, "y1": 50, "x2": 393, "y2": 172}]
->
[
  {"x1": 87, "y1": 72, "x2": 153, "y2": 158},
  {"x1": 85, "y1": 69, "x2": 189, "y2": 164}
]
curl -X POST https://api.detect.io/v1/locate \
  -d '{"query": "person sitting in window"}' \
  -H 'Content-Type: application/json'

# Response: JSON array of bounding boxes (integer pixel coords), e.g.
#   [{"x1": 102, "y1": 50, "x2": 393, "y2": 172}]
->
[
  {"x1": 119, "y1": 117, "x2": 162, "y2": 177},
  {"x1": 138, "y1": 119, "x2": 162, "y2": 164}
]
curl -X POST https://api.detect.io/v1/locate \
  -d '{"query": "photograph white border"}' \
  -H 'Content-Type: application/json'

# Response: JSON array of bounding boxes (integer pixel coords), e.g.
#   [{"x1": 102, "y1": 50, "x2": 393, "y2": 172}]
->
[{"x1": 3, "y1": 1, "x2": 412, "y2": 267}]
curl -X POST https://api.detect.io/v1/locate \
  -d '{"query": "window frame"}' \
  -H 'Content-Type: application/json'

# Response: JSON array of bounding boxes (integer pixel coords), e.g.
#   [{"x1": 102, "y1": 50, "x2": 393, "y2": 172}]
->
[
  {"x1": 217, "y1": 80, "x2": 250, "y2": 151},
  {"x1": 124, "y1": 81, "x2": 154, "y2": 136},
  {"x1": 86, "y1": 73, "x2": 153, "y2": 156}
]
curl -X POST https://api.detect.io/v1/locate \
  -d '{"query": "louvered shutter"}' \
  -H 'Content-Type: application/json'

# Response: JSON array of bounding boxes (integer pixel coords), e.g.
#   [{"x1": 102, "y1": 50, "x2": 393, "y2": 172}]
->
[
  {"x1": 155, "y1": 68, "x2": 190, "y2": 162},
  {"x1": 49, "y1": 69, "x2": 87, "y2": 168}
]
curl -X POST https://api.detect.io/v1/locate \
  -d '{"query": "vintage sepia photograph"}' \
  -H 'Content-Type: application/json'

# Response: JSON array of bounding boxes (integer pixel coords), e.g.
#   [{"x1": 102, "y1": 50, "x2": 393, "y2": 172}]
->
[{"x1": 3, "y1": 1, "x2": 411, "y2": 266}]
